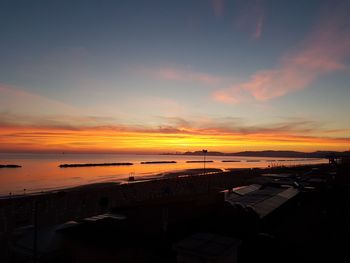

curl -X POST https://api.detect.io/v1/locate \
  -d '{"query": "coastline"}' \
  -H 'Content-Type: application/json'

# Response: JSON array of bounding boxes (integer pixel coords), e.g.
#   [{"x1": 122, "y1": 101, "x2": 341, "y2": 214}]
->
[
  {"x1": 0, "y1": 162, "x2": 339, "y2": 263},
  {"x1": 0, "y1": 163, "x2": 327, "y2": 199},
  {"x1": 0, "y1": 168, "x2": 225, "y2": 198},
  {"x1": 0, "y1": 154, "x2": 328, "y2": 197}
]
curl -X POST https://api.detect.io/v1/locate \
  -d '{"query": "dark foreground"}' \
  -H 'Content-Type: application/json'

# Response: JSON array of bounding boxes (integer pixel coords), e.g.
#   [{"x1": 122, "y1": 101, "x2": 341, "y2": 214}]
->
[{"x1": 1, "y1": 162, "x2": 349, "y2": 263}]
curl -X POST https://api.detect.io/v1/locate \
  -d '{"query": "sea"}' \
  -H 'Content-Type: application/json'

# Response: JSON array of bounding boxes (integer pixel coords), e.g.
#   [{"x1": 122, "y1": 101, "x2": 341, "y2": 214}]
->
[{"x1": 0, "y1": 153, "x2": 327, "y2": 196}]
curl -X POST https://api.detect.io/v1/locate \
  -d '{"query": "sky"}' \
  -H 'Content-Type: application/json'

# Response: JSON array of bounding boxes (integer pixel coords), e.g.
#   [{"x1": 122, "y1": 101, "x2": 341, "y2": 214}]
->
[{"x1": 1, "y1": 0, "x2": 350, "y2": 153}]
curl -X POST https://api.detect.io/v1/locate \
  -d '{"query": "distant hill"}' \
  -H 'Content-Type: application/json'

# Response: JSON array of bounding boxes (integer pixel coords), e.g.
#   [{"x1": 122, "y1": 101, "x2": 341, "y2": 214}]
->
[{"x1": 180, "y1": 150, "x2": 349, "y2": 158}]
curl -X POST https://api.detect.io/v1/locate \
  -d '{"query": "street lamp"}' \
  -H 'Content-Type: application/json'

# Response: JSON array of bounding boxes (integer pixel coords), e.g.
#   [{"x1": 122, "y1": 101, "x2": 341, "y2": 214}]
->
[{"x1": 202, "y1": 149, "x2": 208, "y2": 175}]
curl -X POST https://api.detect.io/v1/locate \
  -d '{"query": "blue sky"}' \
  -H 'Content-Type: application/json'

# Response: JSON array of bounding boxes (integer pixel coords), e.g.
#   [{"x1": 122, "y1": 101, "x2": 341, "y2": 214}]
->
[{"x1": 1, "y1": 0, "x2": 350, "y2": 152}]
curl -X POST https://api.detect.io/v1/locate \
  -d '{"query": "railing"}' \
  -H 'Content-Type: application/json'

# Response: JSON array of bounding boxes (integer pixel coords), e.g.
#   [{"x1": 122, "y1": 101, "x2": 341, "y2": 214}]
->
[{"x1": 0, "y1": 170, "x2": 255, "y2": 234}]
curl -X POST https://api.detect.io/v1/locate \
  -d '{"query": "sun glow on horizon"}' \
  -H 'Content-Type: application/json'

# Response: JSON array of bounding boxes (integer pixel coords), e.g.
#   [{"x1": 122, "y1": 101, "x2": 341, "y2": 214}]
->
[{"x1": 1, "y1": 124, "x2": 349, "y2": 154}]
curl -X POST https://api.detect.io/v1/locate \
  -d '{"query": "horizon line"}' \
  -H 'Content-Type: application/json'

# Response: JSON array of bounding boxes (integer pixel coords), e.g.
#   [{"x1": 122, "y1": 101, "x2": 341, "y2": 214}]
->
[{"x1": 1, "y1": 149, "x2": 348, "y2": 155}]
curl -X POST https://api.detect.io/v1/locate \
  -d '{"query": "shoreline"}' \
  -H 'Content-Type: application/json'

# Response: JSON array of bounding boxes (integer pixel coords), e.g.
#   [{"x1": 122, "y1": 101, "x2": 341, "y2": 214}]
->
[
  {"x1": 0, "y1": 163, "x2": 332, "y2": 240},
  {"x1": 0, "y1": 168, "x2": 225, "y2": 198},
  {"x1": 0, "y1": 155, "x2": 328, "y2": 197},
  {"x1": 59, "y1": 162, "x2": 133, "y2": 168},
  {"x1": 0, "y1": 164, "x2": 327, "y2": 199}
]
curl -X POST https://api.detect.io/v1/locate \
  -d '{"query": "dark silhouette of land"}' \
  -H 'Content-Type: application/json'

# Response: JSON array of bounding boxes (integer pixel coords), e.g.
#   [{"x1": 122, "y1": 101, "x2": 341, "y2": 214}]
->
[
  {"x1": 176, "y1": 150, "x2": 350, "y2": 158},
  {"x1": 140, "y1": 161, "x2": 177, "y2": 164},
  {"x1": 59, "y1": 162, "x2": 133, "y2": 168},
  {"x1": 0, "y1": 164, "x2": 21, "y2": 168}
]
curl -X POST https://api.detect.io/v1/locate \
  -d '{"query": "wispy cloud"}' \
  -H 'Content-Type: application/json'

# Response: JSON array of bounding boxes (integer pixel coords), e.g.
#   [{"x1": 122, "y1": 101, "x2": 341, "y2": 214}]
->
[
  {"x1": 234, "y1": 0, "x2": 265, "y2": 40},
  {"x1": 212, "y1": 0, "x2": 224, "y2": 17},
  {"x1": 0, "y1": 84, "x2": 77, "y2": 115},
  {"x1": 1, "y1": 114, "x2": 349, "y2": 153},
  {"x1": 0, "y1": 113, "x2": 339, "y2": 137},
  {"x1": 0, "y1": 112, "x2": 117, "y2": 129},
  {"x1": 215, "y1": 2, "x2": 350, "y2": 103},
  {"x1": 125, "y1": 96, "x2": 187, "y2": 119},
  {"x1": 253, "y1": 13, "x2": 264, "y2": 39},
  {"x1": 144, "y1": 67, "x2": 224, "y2": 86}
]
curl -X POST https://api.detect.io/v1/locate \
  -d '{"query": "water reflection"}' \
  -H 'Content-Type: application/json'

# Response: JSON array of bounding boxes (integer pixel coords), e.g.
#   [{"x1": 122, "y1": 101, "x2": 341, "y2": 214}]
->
[{"x1": 0, "y1": 153, "x2": 327, "y2": 195}]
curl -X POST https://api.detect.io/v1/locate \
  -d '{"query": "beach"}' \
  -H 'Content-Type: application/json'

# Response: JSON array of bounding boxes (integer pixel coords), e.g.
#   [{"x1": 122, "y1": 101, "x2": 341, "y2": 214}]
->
[{"x1": 0, "y1": 153, "x2": 327, "y2": 196}]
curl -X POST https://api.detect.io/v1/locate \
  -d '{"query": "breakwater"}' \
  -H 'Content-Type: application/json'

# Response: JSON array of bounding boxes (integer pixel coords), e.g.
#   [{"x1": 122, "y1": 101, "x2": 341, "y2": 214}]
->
[
  {"x1": 186, "y1": 160, "x2": 214, "y2": 163},
  {"x1": 0, "y1": 164, "x2": 21, "y2": 168},
  {"x1": 140, "y1": 161, "x2": 177, "y2": 164},
  {"x1": 59, "y1": 163, "x2": 133, "y2": 168}
]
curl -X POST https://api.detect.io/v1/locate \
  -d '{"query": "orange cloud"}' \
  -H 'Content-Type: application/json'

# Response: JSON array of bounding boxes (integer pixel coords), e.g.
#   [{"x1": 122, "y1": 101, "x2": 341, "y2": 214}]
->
[
  {"x1": 215, "y1": 3, "x2": 350, "y2": 103},
  {"x1": 1, "y1": 115, "x2": 349, "y2": 153},
  {"x1": 1, "y1": 125, "x2": 349, "y2": 153}
]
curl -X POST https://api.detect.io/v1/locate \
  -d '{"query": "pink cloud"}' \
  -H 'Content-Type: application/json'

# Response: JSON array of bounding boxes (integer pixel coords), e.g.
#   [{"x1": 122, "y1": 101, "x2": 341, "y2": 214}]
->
[
  {"x1": 158, "y1": 68, "x2": 184, "y2": 80},
  {"x1": 241, "y1": 67, "x2": 313, "y2": 101},
  {"x1": 212, "y1": 0, "x2": 224, "y2": 17},
  {"x1": 193, "y1": 72, "x2": 221, "y2": 85},
  {"x1": 215, "y1": 5, "x2": 350, "y2": 103},
  {"x1": 212, "y1": 90, "x2": 239, "y2": 104},
  {"x1": 212, "y1": 86, "x2": 248, "y2": 104},
  {"x1": 253, "y1": 14, "x2": 264, "y2": 39},
  {"x1": 151, "y1": 67, "x2": 223, "y2": 85},
  {"x1": 0, "y1": 84, "x2": 77, "y2": 114},
  {"x1": 130, "y1": 96, "x2": 186, "y2": 116},
  {"x1": 234, "y1": 0, "x2": 265, "y2": 40}
]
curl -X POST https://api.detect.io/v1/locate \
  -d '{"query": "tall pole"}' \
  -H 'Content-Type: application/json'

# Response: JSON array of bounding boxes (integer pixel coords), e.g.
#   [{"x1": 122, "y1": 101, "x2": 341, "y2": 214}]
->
[
  {"x1": 203, "y1": 149, "x2": 208, "y2": 193},
  {"x1": 202, "y1": 149, "x2": 207, "y2": 175}
]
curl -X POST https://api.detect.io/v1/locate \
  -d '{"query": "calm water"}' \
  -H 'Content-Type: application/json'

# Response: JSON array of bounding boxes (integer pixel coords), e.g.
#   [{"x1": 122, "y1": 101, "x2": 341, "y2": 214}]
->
[{"x1": 0, "y1": 153, "x2": 327, "y2": 196}]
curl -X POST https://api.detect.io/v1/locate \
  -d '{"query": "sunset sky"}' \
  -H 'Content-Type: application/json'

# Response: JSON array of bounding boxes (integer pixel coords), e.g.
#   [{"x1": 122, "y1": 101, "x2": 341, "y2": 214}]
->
[{"x1": 1, "y1": 0, "x2": 350, "y2": 153}]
